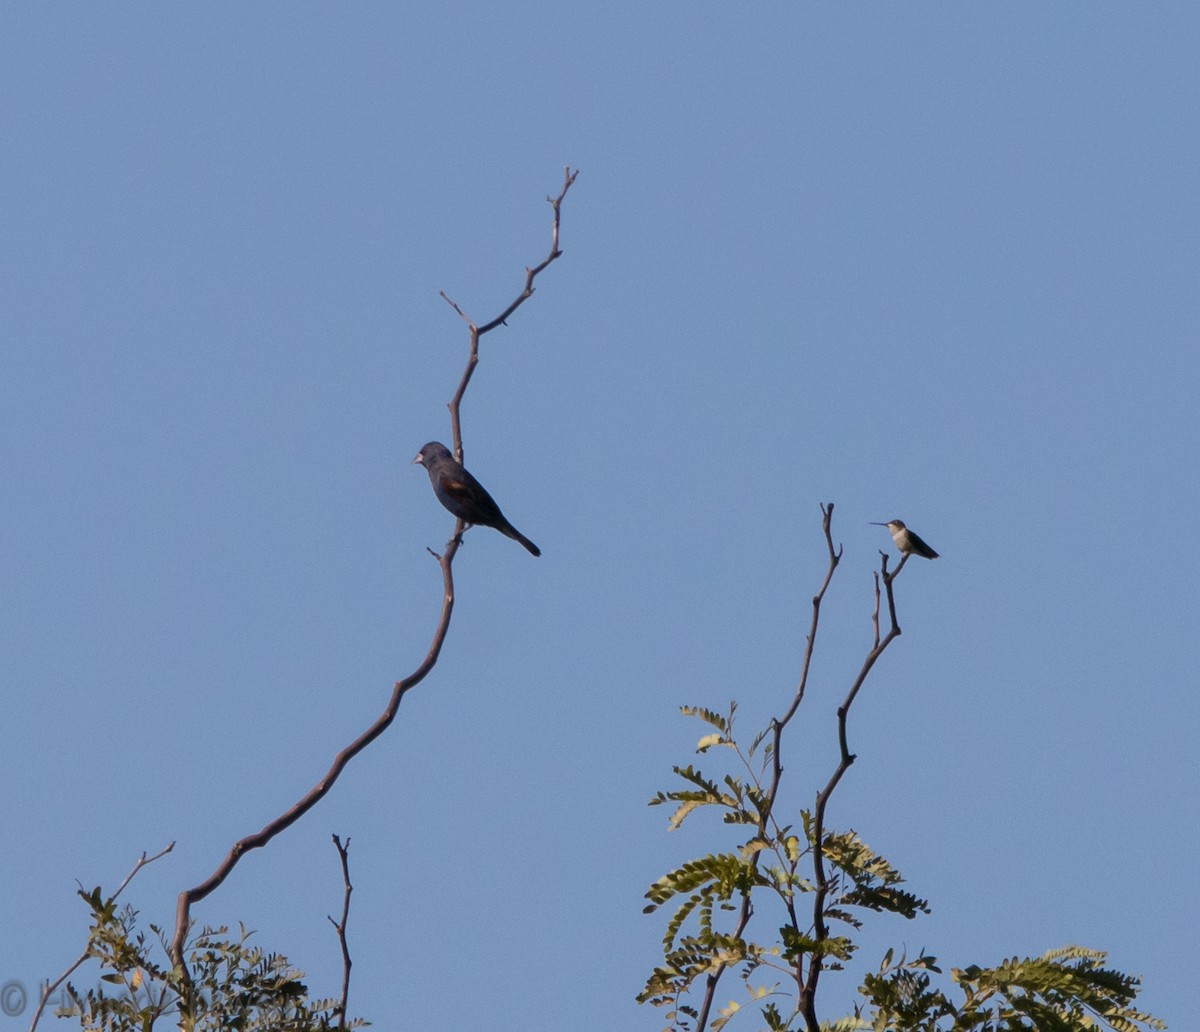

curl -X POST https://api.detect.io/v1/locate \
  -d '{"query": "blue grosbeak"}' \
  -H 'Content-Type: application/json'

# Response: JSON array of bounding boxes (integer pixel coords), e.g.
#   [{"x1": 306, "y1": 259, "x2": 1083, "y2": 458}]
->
[{"x1": 413, "y1": 441, "x2": 541, "y2": 557}]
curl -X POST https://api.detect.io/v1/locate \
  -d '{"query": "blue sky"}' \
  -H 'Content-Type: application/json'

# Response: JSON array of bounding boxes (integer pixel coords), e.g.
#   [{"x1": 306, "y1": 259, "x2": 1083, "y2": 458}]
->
[{"x1": 2, "y1": 3, "x2": 1197, "y2": 1030}]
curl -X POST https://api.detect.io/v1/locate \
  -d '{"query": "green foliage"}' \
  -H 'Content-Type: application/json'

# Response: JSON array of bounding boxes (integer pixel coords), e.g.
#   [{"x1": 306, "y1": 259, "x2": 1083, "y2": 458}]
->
[
  {"x1": 639, "y1": 706, "x2": 1164, "y2": 1032},
  {"x1": 860, "y1": 945, "x2": 1165, "y2": 1032},
  {"x1": 57, "y1": 885, "x2": 365, "y2": 1031},
  {"x1": 812, "y1": 819, "x2": 929, "y2": 925},
  {"x1": 639, "y1": 706, "x2": 931, "y2": 1029}
]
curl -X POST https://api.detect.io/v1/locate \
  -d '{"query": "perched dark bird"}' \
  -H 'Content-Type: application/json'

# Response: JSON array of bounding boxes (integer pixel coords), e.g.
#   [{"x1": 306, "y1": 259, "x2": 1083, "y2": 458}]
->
[
  {"x1": 413, "y1": 441, "x2": 540, "y2": 557},
  {"x1": 871, "y1": 519, "x2": 939, "y2": 560}
]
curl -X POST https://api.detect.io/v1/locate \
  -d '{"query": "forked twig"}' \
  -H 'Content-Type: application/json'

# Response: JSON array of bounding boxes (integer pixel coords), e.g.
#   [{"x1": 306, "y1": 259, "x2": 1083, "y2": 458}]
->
[
  {"x1": 30, "y1": 842, "x2": 175, "y2": 1032},
  {"x1": 328, "y1": 835, "x2": 354, "y2": 1028},
  {"x1": 440, "y1": 166, "x2": 578, "y2": 462}
]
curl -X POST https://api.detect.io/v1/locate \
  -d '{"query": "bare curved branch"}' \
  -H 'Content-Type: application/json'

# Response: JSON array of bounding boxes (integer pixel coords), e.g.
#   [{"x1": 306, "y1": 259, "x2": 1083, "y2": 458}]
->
[
  {"x1": 169, "y1": 538, "x2": 461, "y2": 972},
  {"x1": 168, "y1": 167, "x2": 578, "y2": 980}
]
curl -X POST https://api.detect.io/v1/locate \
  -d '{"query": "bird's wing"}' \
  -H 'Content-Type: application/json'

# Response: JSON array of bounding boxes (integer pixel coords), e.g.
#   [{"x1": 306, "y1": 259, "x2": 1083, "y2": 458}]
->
[{"x1": 436, "y1": 475, "x2": 478, "y2": 504}]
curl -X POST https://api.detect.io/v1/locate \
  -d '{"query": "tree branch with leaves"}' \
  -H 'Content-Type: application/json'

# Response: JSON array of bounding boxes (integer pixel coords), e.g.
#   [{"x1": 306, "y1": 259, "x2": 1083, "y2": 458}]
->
[{"x1": 639, "y1": 505, "x2": 1162, "y2": 1032}]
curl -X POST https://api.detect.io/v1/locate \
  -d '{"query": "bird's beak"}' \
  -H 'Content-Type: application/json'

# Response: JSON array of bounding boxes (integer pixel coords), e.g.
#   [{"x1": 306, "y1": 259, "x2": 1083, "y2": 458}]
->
[
  {"x1": 412, "y1": 452, "x2": 423, "y2": 465},
  {"x1": 869, "y1": 522, "x2": 886, "y2": 526}
]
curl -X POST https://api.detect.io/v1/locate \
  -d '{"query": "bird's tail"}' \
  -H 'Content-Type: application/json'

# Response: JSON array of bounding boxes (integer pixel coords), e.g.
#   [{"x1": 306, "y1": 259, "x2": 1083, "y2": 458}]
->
[{"x1": 500, "y1": 522, "x2": 541, "y2": 557}]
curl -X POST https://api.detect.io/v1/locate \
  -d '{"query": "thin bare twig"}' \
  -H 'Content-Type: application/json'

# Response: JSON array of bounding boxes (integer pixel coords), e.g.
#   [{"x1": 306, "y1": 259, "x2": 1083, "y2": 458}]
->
[
  {"x1": 328, "y1": 835, "x2": 353, "y2": 1029},
  {"x1": 440, "y1": 166, "x2": 578, "y2": 461},
  {"x1": 30, "y1": 842, "x2": 175, "y2": 1032},
  {"x1": 694, "y1": 504, "x2": 843, "y2": 1032},
  {"x1": 168, "y1": 168, "x2": 578, "y2": 982},
  {"x1": 799, "y1": 551, "x2": 905, "y2": 1032}
]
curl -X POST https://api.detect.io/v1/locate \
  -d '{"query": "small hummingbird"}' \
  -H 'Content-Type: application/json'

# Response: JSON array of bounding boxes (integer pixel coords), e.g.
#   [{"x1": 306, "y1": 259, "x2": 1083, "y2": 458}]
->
[{"x1": 871, "y1": 519, "x2": 939, "y2": 560}]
